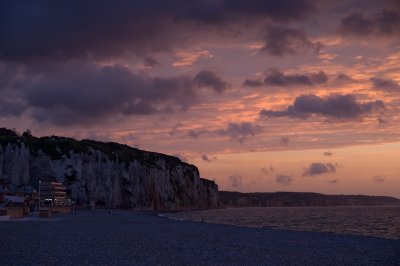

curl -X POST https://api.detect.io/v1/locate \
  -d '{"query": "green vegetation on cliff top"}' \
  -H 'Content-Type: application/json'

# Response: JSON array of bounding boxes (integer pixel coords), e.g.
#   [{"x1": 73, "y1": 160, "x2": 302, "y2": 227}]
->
[{"x1": 0, "y1": 128, "x2": 190, "y2": 169}]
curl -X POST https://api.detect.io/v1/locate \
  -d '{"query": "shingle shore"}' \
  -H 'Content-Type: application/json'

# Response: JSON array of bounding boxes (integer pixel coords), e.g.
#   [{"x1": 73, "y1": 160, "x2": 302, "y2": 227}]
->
[{"x1": 1, "y1": 210, "x2": 399, "y2": 265}]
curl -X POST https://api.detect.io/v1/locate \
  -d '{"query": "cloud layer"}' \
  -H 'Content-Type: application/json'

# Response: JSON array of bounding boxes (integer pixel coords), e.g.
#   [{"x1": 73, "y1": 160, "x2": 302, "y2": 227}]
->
[
  {"x1": 260, "y1": 94, "x2": 385, "y2": 120},
  {"x1": 188, "y1": 122, "x2": 262, "y2": 143},
  {"x1": 370, "y1": 77, "x2": 400, "y2": 93},
  {"x1": 340, "y1": 8, "x2": 400, "y2": 37},
  {"x1": 0, "y1": 0, "x2": 316, "y2": 61},
  {"x1": 3, "y1": 63, "x2": 227, "y2": 126},
  {"x1": 262, "y1": 26, "x2": 322, "y2": 56},
  {"x1": 244, "y1": 68, "x2": 328, "y2": 88}
]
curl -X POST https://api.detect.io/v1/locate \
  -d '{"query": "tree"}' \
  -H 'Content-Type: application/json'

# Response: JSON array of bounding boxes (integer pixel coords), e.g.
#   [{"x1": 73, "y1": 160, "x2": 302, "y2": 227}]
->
[
  {"x1": 22, "y1": 129, "x2": 33, "y2": 138},
  {"x1": 0, "y1": 127, "x2": 18, "y2": 137}
]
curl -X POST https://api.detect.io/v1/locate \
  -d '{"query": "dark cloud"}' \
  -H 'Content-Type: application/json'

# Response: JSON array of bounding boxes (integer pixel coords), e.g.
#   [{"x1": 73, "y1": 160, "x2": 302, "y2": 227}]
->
[
  {"x1": 0, "y1": 98, "x2": 26, "y2": 117},
  {"x1": 215, "y1": 122, "x2": 262, "y2": 143},
  {"x1": 260, "y1": 94, "x2": 385, "y2": 120},
  {"x1": 373, "y1": 175, "x2": 386, "y2": 183},
  {"x1": 169, "y1": 123, "x2": 184, "y2": 136},
  {"x1": 201, "y1": 154, "x2": 217, "y2": 163},
  {"x1": 264, "y1": 68, "x2": 328, "y2": 86},
  {"x1": 244, "y1": 71, "x2": 357, "y2": 89},
  {"x1": 387, "y1": 0, "x2": 400, "y2": 10},
  {"x1": 243, "y1": 78, "x2": 264, "y2": 88},
  {"x1": 144, "y1": 57, "x2": 159, "y2": 68},
  {"x1": 275, "y1": 174, "x2": 292, "y2": 186},
  {"x1": 340, "y1": 9, "x2": 400, "y2": 37},
  {"x1": 244, "y1": 68, "x2": 328, "y2": 88},
  {"x1": 194, "y1": 70, "x2": 228, "y2": 93},
  {"x1": 0, "y1": 1, "x2": 319, "y2": 126},
  {"x1": 281, "y1": 137, "x2": 290, "y2": 146},
  {"x1": 0, "y1": 63, "x2": 22, "y2": 90},
  {"x1": 223, "y1": 0, "x2": 316, "y2": 22},
  {"x1": 340, "y1": 11, "x2": 375, "y2": 36},
  {"x1": 27, "y1": 64, "x2": 193, "y2": 124},
  {"x1": 323, "y1": 151, "x2": 333, "y2": 156},
  {"x1": 227, "y1": 174, "x2": 243, "y2": 190},
  {"x1": 333, "y1": 74, "x2": 356, "y2": 84},
  {"x1": 187, "y1": 129, "x2": 212, "y2": 139},
  {"x1": 260, "y1": 165, "x2": 274, "y2": 175},
  {"x1": 370, "y1": 77, "x2": 400, "y2": 93},
  {"x1": 0, "y1": 1, "x2": 316, "y2": 61},
  {"x1": 6, "y1": 63, "x2": 227, "y2": 126},
  {"x1": 262, "y1": 26, "x2": 322, "y2": 56},
  {"x1": 303, "y1": 162, "x2": 336, "y2": 176},
  {"x1": 310, "y1": 71, "x2": 329, "y2": 84},
  {"x1": 187, "y1": 122, "x2": 261, "y2": 143}
]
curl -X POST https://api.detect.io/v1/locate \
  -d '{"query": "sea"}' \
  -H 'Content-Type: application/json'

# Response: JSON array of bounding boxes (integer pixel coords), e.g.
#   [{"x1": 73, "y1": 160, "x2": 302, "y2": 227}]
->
[{"x1": 164, "y1": 206, "x2": 400, "y2": 239}]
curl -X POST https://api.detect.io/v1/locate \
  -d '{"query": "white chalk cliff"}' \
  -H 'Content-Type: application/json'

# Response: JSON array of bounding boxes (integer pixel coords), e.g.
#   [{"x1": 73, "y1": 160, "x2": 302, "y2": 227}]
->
[{"x1": 0, "y1": 132, "x2": 218, "y2": 209}]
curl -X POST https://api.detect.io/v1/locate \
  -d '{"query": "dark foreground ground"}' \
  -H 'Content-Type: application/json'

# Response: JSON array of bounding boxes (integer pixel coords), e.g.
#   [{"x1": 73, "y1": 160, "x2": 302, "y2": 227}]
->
[{"x1": 1, "y1": 210, "x2": 399, "y2": 266}]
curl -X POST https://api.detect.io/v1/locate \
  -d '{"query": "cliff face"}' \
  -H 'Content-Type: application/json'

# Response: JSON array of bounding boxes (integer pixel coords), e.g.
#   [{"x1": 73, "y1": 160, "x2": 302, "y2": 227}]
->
[{"x1": 0, "y1": 133, "x2": 218, "y2": 209}]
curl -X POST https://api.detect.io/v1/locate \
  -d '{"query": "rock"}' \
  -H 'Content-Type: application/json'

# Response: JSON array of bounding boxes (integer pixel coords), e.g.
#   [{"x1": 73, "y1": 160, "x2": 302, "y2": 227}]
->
[{"x1": 0, "y1": 133, "x2": 218, "y2": 209}]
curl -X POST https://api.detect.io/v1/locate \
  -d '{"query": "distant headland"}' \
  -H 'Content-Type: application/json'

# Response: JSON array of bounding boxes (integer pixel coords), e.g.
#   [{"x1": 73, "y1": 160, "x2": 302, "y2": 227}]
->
[{"x1": 219, "y1": 191, "x2": 400, "y2": 207}]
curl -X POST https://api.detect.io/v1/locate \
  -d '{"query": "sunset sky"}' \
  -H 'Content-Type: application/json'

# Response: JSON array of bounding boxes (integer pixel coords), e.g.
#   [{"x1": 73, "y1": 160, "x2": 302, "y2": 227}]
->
[{"x1": 1, "y1": 0, "x2": 400, "y2": 197}]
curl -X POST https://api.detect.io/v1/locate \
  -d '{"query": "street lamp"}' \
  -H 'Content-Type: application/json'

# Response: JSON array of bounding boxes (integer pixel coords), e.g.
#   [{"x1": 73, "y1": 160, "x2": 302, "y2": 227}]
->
[{"x1": 38, "y1": 179, "x2": 41, "y2": 213}]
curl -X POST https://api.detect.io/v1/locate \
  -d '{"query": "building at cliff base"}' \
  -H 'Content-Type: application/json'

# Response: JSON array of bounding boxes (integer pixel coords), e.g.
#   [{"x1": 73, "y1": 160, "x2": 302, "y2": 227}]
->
[{"x1": 40, "y1": 182, "x2": 68, "y2": 206}]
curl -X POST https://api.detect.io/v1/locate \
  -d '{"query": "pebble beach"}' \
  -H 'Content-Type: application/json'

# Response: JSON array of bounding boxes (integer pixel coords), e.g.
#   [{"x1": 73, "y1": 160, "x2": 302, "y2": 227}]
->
[{"x1": 1, "y1": 210, "x2": 399, "y2": 265}]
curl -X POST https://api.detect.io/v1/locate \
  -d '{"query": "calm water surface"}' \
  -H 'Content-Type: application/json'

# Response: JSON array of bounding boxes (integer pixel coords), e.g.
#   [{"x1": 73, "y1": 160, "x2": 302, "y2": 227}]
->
[{"x1": 165, "y1": 206, "x2": 400, "y2": 239}]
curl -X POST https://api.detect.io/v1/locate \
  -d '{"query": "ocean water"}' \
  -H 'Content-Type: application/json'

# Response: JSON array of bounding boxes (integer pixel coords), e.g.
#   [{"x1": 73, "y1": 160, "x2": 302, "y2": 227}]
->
[{"x1": 165, "y1": 206, "x2": 400, "y2": 239}]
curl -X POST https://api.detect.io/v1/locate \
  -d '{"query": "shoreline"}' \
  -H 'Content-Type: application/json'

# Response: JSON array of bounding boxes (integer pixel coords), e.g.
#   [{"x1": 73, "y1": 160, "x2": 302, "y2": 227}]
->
[
  {"x1": 1, "y1": 209, "x2": 399, "y2": 265},
  {"x1": 161, "y1": 206, "x2": 400, "y2": 241},
  {"x1": 160, "y1": 212, "x2": 400, "y2": 241}
]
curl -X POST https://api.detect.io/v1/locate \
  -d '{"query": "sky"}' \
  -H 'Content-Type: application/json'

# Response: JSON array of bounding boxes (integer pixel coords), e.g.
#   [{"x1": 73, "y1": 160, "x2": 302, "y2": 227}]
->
[{"x1": 1, "y1": 0, "x2": 400, "y2": 197}]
